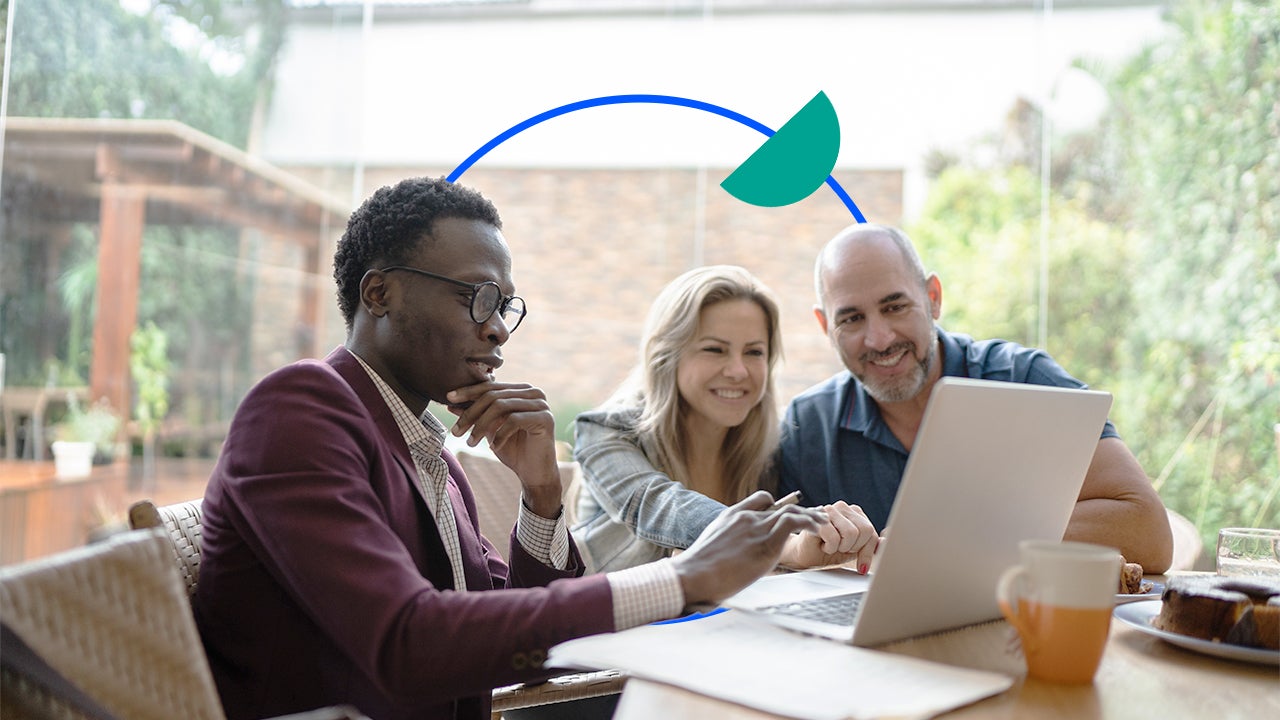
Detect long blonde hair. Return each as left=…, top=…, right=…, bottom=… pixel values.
left=605, top=265, right=782, bottom=502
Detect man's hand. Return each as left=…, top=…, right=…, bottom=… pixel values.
left=672, top=491, right=827, bottom=606
left=778, top=501, right=879, bottom=573
left=446, top=381, right=561, bottom=518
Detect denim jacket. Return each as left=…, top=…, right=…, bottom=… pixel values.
left=571, top=408, right=727, bottom=573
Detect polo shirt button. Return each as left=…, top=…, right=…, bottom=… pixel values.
left=512, top=652, right=528, bottom=670
left=529, top=649, right=545, bottom=668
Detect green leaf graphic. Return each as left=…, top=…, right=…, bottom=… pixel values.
left=721, top=91, right=841, bottom=208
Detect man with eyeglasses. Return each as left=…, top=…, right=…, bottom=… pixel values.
left=192, top=176, right=823, bottom=720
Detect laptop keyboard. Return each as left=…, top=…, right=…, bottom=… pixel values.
left=757, top=592, right=865, bottom=625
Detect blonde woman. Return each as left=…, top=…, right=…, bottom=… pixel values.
left=572, top=265, right=877, bottom=573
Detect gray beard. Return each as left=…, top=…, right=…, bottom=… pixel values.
left=858, top=340, right=936, bottom=404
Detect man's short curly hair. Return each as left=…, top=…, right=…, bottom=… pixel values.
left=333, top=176, right=502, bottom=330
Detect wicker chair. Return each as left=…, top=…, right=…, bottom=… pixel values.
left=1166, top=508, right=1205, bottom=572
left=454, top=450, right=582, bottom=562
left=128, top=498, right=203, bottom=596
left=0, top=529, right=368, bottom=720
left=490, top=670, right=626, bottom=719
left=128, top=497, right=623, bottom=719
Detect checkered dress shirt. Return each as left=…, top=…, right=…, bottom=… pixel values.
left=350, top=352, right=684, bottom=627
left=356, top=356, right=469, bottom=590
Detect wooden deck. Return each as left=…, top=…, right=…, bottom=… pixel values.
left=0, top=457, right=215, bottom=566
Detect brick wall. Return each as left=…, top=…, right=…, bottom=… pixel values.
left=285, top=166, right=901, bottom=418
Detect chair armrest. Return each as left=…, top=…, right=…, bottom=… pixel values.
left=128, top=499, right=163, bottom=530
left=491, top=669, right=628, bottom=713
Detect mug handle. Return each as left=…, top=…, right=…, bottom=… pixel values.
left=996, top=565, right=1039, bottom=654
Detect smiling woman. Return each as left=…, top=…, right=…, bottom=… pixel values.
left=673, top=298, right=770, bottom=460
left=569, top=266, right=781, bottom=573
left=570, top=265, right=879, bottom=574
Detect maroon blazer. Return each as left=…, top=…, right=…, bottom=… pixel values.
left=193, top=347, right=615, bottom=720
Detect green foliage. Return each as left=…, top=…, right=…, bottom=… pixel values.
left=56, top=226, right=101, bottom=383
left=554, top=401, right=596, bottom=446
left=130, top=322, right=171, bottom=433
left=914, top=1, right=1280, bottom=550
left=1098, top=0, right=1280, bottom=545
left=53, top=395, right=123, bottom=460
left=1, top=1, right=8, bottom=77
left=0, top=222, right=70, bottom=386
left=7, top=0, right=249, bottom=143
left=52, top=223, right=253, bottom=381
left=5, top=0, right=284, bottom=436
left=6, top=0, right=287, bottom=146
left=909, top=165, right=1136, bottom=392
left=132, top=225, right=253, bottom=361
left=911, top=166, right=1042, bottom=346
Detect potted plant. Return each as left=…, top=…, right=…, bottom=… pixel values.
left=130, top=322, right=171, bottom=487
left=51, top=395, right=123, bottom=480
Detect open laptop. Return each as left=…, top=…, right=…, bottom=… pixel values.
left=722, top=376, right=1113, bottom=647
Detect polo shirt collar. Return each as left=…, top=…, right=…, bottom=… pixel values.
left=840, top=376, right=901, bottom=451
left=838, top=325, right=953, bottom=450
left=937, top=325, right=968, bottom=378
left=840, top=373, right=878, bottom=434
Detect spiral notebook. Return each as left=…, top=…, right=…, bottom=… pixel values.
left=722, top=376, right=1114, bottom=647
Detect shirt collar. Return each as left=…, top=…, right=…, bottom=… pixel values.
left=348, top=350, right=447, bottom=457
left=839, top=325, right=953, bottom=447
left=840, top=372, right=877, bottom=434
left=937, top=325, right=968, bottom=378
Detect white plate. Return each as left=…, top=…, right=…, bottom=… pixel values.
left=1115, top=580, right=1164, bottom=604
left=1113, top=600, right=1279, bottom=666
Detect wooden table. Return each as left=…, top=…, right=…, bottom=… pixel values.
left=611, top=595, right=1279, bottom=720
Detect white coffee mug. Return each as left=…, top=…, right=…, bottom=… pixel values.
left=996, top=540, right=1121, bottom=684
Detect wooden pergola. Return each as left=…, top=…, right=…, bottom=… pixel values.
left=2, top=117, right=349, bottom=419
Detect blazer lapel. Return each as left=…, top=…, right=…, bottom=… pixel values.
left=323, top=346, right=456, bottom=588
left=325, top=347, right=431, bottom=501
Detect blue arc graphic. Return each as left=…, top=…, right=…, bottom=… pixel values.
left=447, top=93, right=866, bottom=223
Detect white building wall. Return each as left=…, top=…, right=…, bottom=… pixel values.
left=262, top=2, right=1170, bottom=218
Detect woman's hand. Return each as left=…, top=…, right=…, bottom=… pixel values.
left=777, top=501, right=879, bottom=573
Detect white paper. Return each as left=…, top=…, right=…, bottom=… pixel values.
left=548, top=610, right=1013, bottom=720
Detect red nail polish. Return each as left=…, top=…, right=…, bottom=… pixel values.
left=859, top=564, right=868, bottom=574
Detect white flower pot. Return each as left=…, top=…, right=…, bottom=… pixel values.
left=51, top=441, right=95, bottom=480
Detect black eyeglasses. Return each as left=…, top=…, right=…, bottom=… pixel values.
left=380, top=266, right=527, bottom=333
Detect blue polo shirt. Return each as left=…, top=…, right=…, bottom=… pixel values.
left=776, top=327, right=1118, bottom=531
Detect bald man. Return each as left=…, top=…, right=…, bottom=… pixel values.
left=775, top=223, right=1173, bottom=572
